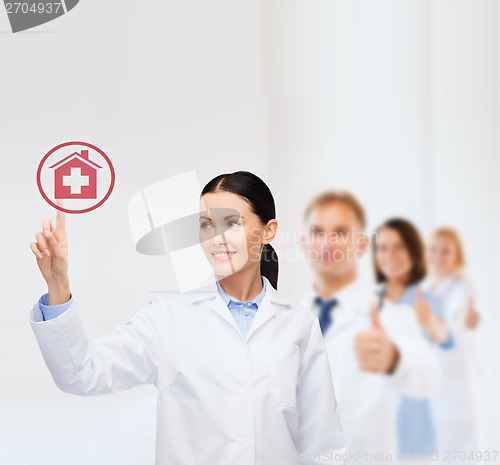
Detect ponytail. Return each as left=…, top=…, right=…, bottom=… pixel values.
left=261, top=243, right=279, bottom=290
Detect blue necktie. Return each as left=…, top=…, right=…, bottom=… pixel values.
left=315, top=296, right=339, bottom=334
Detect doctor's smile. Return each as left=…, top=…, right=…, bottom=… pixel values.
left=210, top=250, right=237, bottom=259
left=29, top=170, right=347, bottom=465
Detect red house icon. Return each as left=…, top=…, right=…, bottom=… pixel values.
left=49, top=150, right=103, bottom=199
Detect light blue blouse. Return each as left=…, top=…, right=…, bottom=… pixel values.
left=215, top=276, right=266, bottom=337
left=388, top=283, right=453, bottom=456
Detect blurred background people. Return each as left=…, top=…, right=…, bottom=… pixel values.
left=300, top=192, right=441, bottom=464
left=422, top=227, right=482, bottom=461
left=373, top=218, right=453, bottom=459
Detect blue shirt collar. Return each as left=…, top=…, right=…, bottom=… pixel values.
left=215, top=275, right=266, bottom=308
left=376, top=282, right=422, bottom=305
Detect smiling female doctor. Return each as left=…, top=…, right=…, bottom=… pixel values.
left=29, top=171, right=346, bottom=465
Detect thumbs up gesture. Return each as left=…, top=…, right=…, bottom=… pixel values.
left=465, top=297, right=481, bottom=330
left=355, top=302, right=400, bottom=374
left=414, top=288, right=432, bottom=329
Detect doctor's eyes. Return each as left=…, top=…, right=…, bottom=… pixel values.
left=199, top=221, right=242, bottom=230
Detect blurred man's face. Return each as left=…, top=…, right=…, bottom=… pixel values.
left=302, top=202, right=367, bottom=280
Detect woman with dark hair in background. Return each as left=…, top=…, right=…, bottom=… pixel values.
left=28, top=171, right=346, bottom=465
left=372, top=218, right=452, bottom=459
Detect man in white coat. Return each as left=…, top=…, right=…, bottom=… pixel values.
left=300, top=191, right=442, bottom=464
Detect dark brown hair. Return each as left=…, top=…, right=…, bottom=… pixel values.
left=373, top=218, right=426, bottom=285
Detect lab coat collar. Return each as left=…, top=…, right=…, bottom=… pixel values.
left=189, top=275, right=294, bottom=342
left=304, top=279, right=373, bottom=334
left=188, top=275, right=294, bottom=306
left=421, top=275, right=459, bottom=297
left=304, top=278, right=365, bottom=311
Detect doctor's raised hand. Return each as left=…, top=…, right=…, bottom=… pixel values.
left=27, top=171, right=346, bottom=465
left=29, top=199, right=70, bottom=306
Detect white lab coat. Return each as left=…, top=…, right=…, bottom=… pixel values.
left=421, top=276, right=481, bottom=458
left=29, top=276, right=346, bottom=465
left=302, top=281, right=442, bottom=464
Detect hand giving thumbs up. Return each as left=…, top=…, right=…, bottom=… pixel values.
left=414, top=288, right=432, bottom=329
left=355, top=302, right=400, bottom=374
left=465, top=297, right=481, bottom=330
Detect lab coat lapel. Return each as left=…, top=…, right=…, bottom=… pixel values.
left=328, top=307, right=358, bottom=333
left=188, top=279, right=242, bottom=334
left=304, top=293, right=358, bottom=335
left=190, top=276, right=292, bottom=342
left=209, top=293, right=242, bottom=334
left=245, top=280, right=293, bottom=342
left=244, top=296, right=276, bottom=342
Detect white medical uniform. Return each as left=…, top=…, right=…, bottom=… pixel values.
left=302, top=280, right=442, bottom=464
left=29, top=276, right=346, bottom=465
left=422, top=276, right=481, bottom=460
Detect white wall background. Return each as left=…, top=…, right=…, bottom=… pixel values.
left=264, top=0, right=499, bottom=450
left=0, top=0, right=498, bottom=463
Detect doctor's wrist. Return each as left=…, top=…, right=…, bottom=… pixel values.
left=47, top=278, right=71, bottom=305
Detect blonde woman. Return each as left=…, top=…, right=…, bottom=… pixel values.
left=423, top=227, right=481, bottom=462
